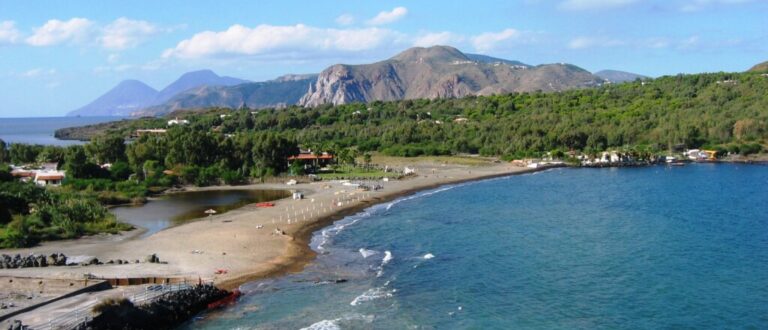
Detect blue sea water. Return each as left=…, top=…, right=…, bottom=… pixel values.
left=186, top=164, right=768, bottom=329
left=0, top=116, right=121, bottom=146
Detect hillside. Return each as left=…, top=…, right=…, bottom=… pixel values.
left=748, top=61, right=768, bottom=72
left=137, top=74, right=317, bottom=116
left=151, top=69, right=248, bottom=105
left=57, top=71, right=767, bottom=160
left=67, top=80, right=158, bottom=117
left=594, top=70, right=649, bottom=83
left=299, top=46, right=602, bottom=107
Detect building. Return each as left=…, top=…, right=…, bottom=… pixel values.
left=10, top=169, right=35, bottom=182
left=287, top=152, right=334, bottom=170
left=133, top=129, right=167, bottom=137
left=167, top=117, right=190, bottom=126
left=686, top=149, right=717, bottom=161
left=34, top=171, right=65, bottom=186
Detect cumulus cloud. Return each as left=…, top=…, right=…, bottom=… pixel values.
left=367, top=7, right=408, bottom=25
left=471, top=28, right=536, bottom=53
left=100, top=18, right=158, bottom=50
left=24, top=17, right=163, bottom=50
left=26, top=18, right=95, bottom=46
left=558, top=0, right=638, bottom=10
left=162, top=24, right=407, bottom=59
left=413, top=32, right=465, bottom=47
left=0, top=21, right=21, bottom=44
left=335, top=14, right=355, bottom=26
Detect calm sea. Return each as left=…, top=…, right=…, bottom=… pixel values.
left=185, top=164, right=768, bottom=329
left=0, top=116, right=121, bottom=146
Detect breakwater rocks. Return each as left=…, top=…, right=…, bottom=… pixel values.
left=5, top=320, right=29, bottom=330
left=0, top=253, right=163, bottom=269
left=0, top=253, right=67, bottom=269
left=77, top=284, right=230, bottom=330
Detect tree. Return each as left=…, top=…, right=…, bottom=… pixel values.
left=9, top=144, right=43, bottom=164
left=86, top=135, right=126, bottom=164
left=63, top=146, right=105, bottom=179
left=251, top=133, right=298, bottom=176
left=0, top=138, right=7, bottom=163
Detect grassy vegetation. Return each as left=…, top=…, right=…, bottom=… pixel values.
left=368, top=154, right=496, bottom=166
left=316, top=166, right=403, bottom=180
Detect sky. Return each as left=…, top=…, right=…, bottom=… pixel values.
left=0, top=0, right=766, bottom=117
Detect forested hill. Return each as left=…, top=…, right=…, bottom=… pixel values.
left=59, top=71, right=767, bottom=158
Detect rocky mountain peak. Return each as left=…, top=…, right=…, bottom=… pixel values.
left=391, top=45, right=470, bottom=63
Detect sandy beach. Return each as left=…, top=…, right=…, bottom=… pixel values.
left=0, top=159, right=545, bottom=323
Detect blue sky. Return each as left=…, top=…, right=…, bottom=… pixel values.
left=1, top=0, right=766, bottom=117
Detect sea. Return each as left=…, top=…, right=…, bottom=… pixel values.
left=0, top=116, right=122, bottom=146
left=184, top=164, right=768, bottom=329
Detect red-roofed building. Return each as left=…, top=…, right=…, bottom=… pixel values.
left=287, top=152, right=334, bottom=171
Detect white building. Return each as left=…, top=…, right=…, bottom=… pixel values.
left=167, top=117, right=190, bottom=126
left=33, top=171, right=66, bottom=186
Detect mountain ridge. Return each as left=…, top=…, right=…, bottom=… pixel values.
left=299, top=45, right=602, bottom=107
left=67, top=70, right=249, bottom=117
left=67, top=80, right=159, bottom=117
left=594, top=70, right=649, bottom=83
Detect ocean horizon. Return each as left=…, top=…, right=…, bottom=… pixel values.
left=0, top=116, right=122, bottom=146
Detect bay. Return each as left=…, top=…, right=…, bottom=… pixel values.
left=186, top=164, right=768, bottom=329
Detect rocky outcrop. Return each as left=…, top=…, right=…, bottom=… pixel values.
left=80, top=284, right=230, bottom=330
left=0, top=253, right=66, bottom=269
left=299, top=45, right=603, bottom=107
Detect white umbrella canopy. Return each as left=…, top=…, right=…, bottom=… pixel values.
left=204, top=209, right=217, bottom=216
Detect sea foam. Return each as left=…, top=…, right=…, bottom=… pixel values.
left=300, top=319, right=341, bottom=330
left=350, top=287, right=394, bottom=306
left=359, top=248, right=378, bottom=259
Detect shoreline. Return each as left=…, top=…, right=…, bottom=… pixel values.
left=214, top=164, right=557, bottom=290
left=0, top=162, right=553, bottom=324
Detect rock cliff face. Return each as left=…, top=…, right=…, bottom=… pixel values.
left=299, top=46, right=602, bottom=107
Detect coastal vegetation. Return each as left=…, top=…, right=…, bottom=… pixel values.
left=0, top=165, right=130, bottom=248
left=2, top=70, right=767, bottom=246
left=56, top=71, right=767, bottom=160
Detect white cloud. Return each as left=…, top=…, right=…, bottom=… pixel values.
left=413, top=32, right=465, bottom=47
left=568, top=35, right=707, bottom=50
left=367, top=7, right=408, bottom=25
left=162, top=24, right=406, bottom=59
left=680, top=0, right=753, bottom=12
left=0, top=21, right=21, bottom=44
left=568, top=36, right=625, bottom=49
left=100, top=18, right=158, bottom=50
left=558, top=0, right=638, bottom=10
left=471, top=28, right=534, bottom=53
left=335, top=14, right=355, bottom=26
left=26, top=18, right=94, bottom=46
left=20, top=68, right=57, bottom=78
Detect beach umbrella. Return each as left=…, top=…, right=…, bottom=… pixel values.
left=205, top=209, right=217, bottom=216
